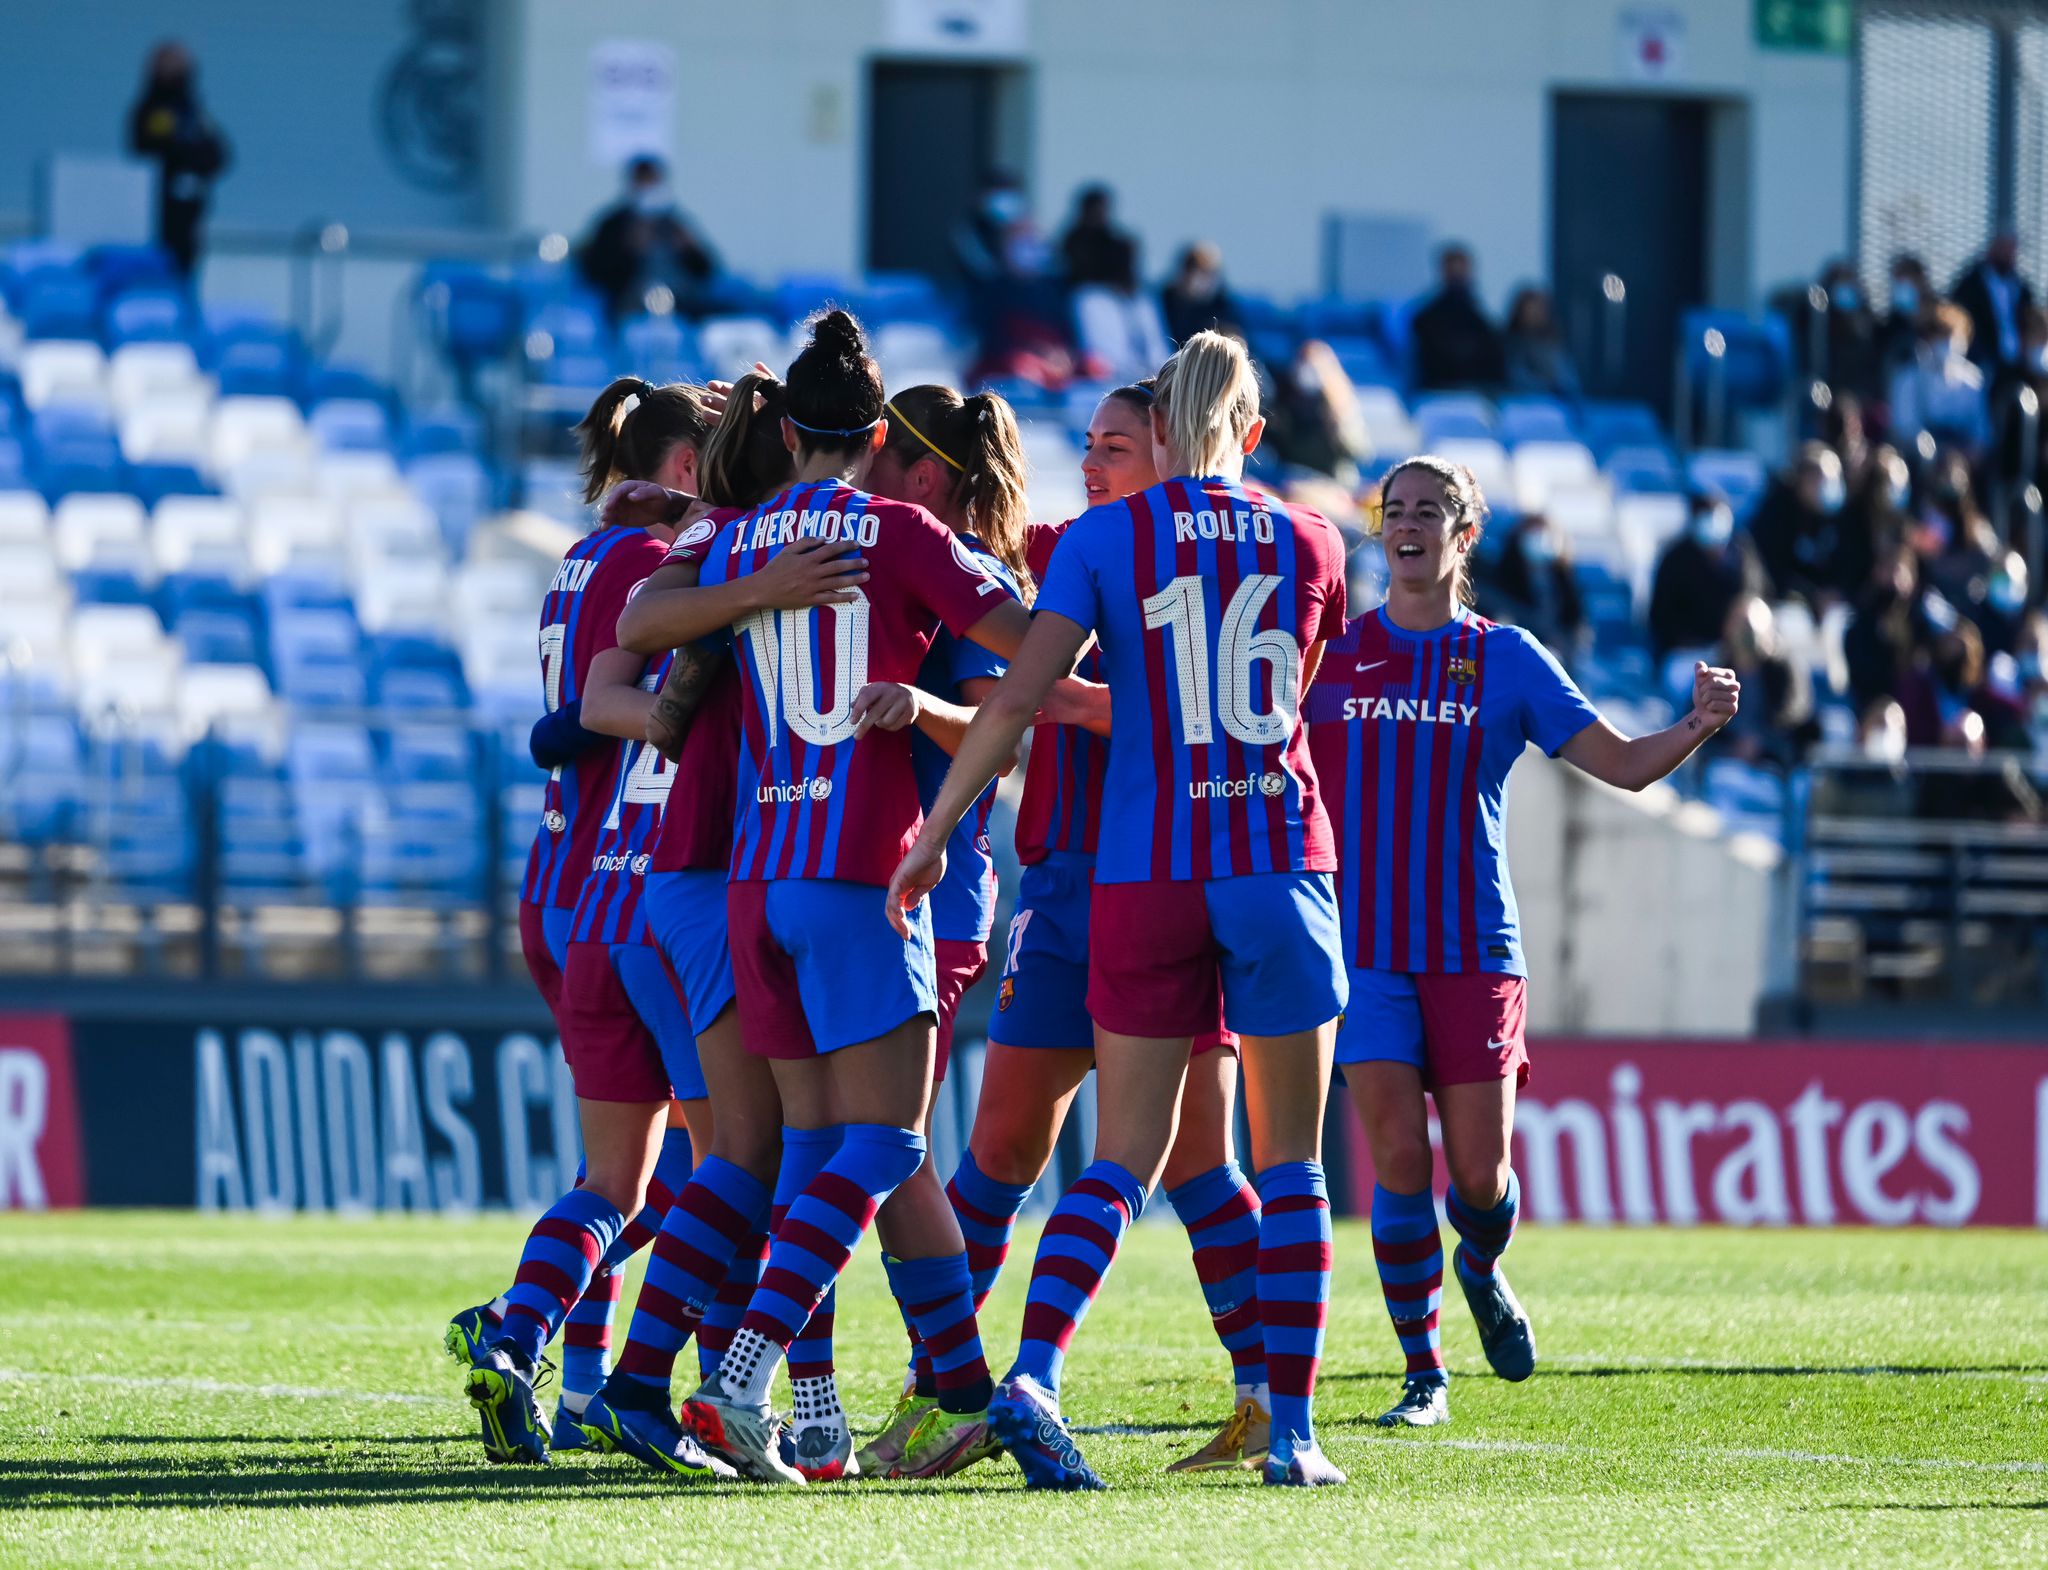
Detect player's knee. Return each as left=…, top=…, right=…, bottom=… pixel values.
left=970, top=1126, right=1053, bottom=1188
left=578, top=1160, right=649, bottom=1217
left=1375, top=1139, right=1433, bottom=1194
left=1447, top=1153, right=1509, bottom=1211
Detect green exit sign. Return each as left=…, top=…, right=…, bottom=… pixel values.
left=1756, top=0, right=1852, bottom=53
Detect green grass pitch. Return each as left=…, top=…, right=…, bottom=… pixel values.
left=1, top=1214, right=2043, bottom=1569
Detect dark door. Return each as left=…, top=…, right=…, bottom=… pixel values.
left=1551, top=94, right=1710, bottom=413
left=867, top=63, right=1000, bottom=276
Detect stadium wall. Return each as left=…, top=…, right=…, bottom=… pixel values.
left=501, top=0, right=1852, bottom=307
left=5, top=1006, right=2041, bottom=1227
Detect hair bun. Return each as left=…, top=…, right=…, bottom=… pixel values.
left=809, top=308, right=868, bottom=359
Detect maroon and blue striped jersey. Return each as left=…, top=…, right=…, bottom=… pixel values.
left=1304, top=609, right=1600, bottom=975
left=1014, top=521, right=1103, bottom=865
left=650, top=658, right=742, bottom=874
left=698, top=479, right=1008, bottom=885
left=1032, top=477, right=1347, bottom=884
left=568, top=650, right=674, bottom=946
left=520, top=524, right=671, bottom=908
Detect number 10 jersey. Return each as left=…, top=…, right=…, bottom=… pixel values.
left=1033, top=476, right=1346, bottom=884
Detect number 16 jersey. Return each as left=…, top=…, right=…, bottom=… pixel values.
left=1034, top=476, right=1346, bottom=884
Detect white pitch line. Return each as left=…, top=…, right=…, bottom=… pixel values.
left=1545, top=1353, right=2048, bottom=1384
left=0, top=1369, right=442, bottom=1406
left=1355, top=1432, right=2048, bottom=1476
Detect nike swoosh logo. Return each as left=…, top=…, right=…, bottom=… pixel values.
left=1355, top=660, right=1388, bottom=673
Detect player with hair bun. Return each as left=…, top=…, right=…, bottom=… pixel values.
left=889, top=330, right=1352, bottom=1489
left=1307, top=456, right=1739, bottom=1430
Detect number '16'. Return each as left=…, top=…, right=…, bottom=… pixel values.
left=1140, top=573, right=1297, bottom=747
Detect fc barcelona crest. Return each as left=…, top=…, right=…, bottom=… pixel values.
left=1447, top=656, right=1477, bottom=685
left=997, top=977, right=1015, bottom=1011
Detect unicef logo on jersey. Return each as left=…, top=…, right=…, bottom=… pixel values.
left=807, top=776, right=833, bottom=802
left=544, top=809, right=566, bottom=833
left=1259, top=771, right=1287, bottom=798
left=757, top=777, right=834, bottom=804
left=630, top=853, right=651, bottom=876
left=1189, top=773, right=1288, bottom=802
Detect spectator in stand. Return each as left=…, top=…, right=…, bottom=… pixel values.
left=1844, top=544, right=1938, bottom=713
left=1917, top=451, right=2002, bottom=621
left=1889, top=302, right=1991, bottom=455
left=1749, top=442, right=1847, bottom=608
left=2015, top=611, right=2048, bottom=752
left=1994, top=304, right=2048, bottom=496
left=1877, top=253, right=1933, bottom=372
left=1650, top=491, right=1770, bottom=666
left=1411, top=243, right=1505, bottom=391
left=1502, top=286, right=1580, bottom=400
left=1059, top=185, right=1138, bottom=291
left=1831, top=443, right=1912, bottom=598
left=1899, top=613, right=1989, bottom=748
left=1160, top=241, right=1241, bottom=346
left=1265, top=339, right=1372, bottom=482
left=1824, top=392, right=1874, bottom=491
left=1061, top=185, right=1168, bottom=382
left=126, top=41, right=231, bottom=275
left=575, top=156, right=720, bottom=324
left=1951, top=232, right=2034, bottom=387
left=1489, top=512, right=1587, bottom=662
left=1712, top=595, right=1819, bottom=771
left=953, top=173, right=1083, bottom=388
left=1814, top=258, right=1882, bottom=400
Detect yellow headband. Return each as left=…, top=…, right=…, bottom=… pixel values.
left=885, top=399, right=963, bottom=472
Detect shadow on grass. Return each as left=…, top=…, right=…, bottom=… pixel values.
left=1822, top=1500, right=2048, bottom=1512
left=1321, top=1363, right=2047, bottom=1382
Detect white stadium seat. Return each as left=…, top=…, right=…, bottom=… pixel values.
left=53, top=493, right=150, bottom=574
left=0, top=490, right=51, bottom=546
left=152, top=496, right=250, bottom=579
left=19, top=340, right=108, bottom=409
left=109, top=342, right=205, bottom=414
left=1432, top=437, right=1513, bottom=511
left=1511, top=440, right=1599, bottom=515
left=121, top=392, right=214, bottom=466
left=210, top=395, right=308, bottom=471
left=247, top=495, right=346, bottom=576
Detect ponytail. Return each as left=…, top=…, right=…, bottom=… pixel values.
left=699, top=370, right=796, bottom=509
left=784, top=308, right=884, bottom=459
left=881, top=383, right=1035, bottom=602
left=1152, top=331, right=1259, bottom=478
left=576, top=376, right=716, bottom=503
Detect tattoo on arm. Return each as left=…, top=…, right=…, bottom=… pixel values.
left=645, top=643, right=726, bottom=760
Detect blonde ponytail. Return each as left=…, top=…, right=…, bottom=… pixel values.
left=1153, top=330, right=1260, bottom=477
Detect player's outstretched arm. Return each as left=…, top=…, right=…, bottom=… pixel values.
left=886, top=611, right=1090, bottom=936
left=1558, top=661, right=1741, bottom=792
left=615, top=540, right=869, bottom=653
left=879, top=677, right=1021, bottom=773
left=580, top=645, right=659, bottom=740
left=645, top=640, right=728, bottom=762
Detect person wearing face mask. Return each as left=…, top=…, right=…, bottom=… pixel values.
left=1830, top=444, right=1911, bottom=597
left=1749, top=442, right=1848, bottom=607
left=1878, top=254, right=1932, bottom=372
left=1649, top=490, right=1770, bottom=667
left=1812, top=259, right=1881, bottom=399
left=576, top=155, right=722, bottom=325
left=1410, top=243, right=1506, bottom=392
left=954, top=173, right=1081, bottom=389
left=126, top=41, right=231, bottom=275
left=1996, top=304, right=2048, bottom=490
left=1844, top=545, right=1932, bottom=712
left=1712, top=595, right=1818, bottom=771
left=1951, top=233, right=2036, bottom=385
left=1489, top=511, right=1587, bottom=661
left=1888, top=302, right=1991, bottom=455
left=1161, top=242, right=1243, bottom=347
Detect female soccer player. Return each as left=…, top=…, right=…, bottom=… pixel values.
left=888, top=331, right=1352, bottom=1488
left=616, top=312, right=1034, bottom=1484
left=900, top=382, right=1275, bottom=1478
left=1304, top=456, right=1739, bottom=1430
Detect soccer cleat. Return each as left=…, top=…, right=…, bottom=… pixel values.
left=1165, top=1396, right=1270, bottom=1473
left=853, top=1389, right=938, bottom=1478
left=791, top=1417, right=857, bottom=1481
left=551, top=1400, right=598, bottom=1453
left=679, top=1376, right=806, bottom=1485
left=986, top=1375, right=1104, bottom=1492
left=1263, top=1431, right=1347, bottom=1487
left=891, top=1405, right=1000, bottom=1480
left=1375, top=1378, right=1450, bottom=1428
left=575, top=1390, right=736, bottom=1480
left=442, top=1302, right=498, bottom=1366
left=1455, top=1255, right=1537, bottom=1382
left=464, top=1345, right=551, bottom=1465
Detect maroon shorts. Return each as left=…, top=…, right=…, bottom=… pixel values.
left=557, top=940, right=670, bottom=1103
left=518, top=899, right=565, bottom=1021
left=933, top=938, right=989, bottom=1083
left=1336, top=969, right=1530, bottom=1089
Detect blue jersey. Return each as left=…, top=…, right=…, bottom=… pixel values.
left=568, top=651, right=675, bottom=947
left=911, top=537, right=1019, bottom=943
left=1304, top=608, right=1600, bottom=974
left=1033, top=476, right=1348, bottom=884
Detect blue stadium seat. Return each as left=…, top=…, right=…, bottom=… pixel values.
left=160, top=572, right=249, bottom=621
left=128, top=461, right=213, bottom=508
left=1578, top=400, right=1666, bottom=460
left=1496, top=397, right=1577, bottom=447
left=100, top=777, right=196, bottom=896
left=83, top=243, right=176, bottom=296
left=620, top=313, right=698, bottom=384
left=525, top=295, right=610, bottom=356
left=279, top=657, right=368, bottom=709
left=0, top=438, right=28, bottom=490
left=176, top=607, right=262, bottom=667
left=0, top=240, right=84, bottom=310
left=1680, top=309, right=1791, bottom=410
left=0, top=712, right=84, bottom=843
left=71, top=568, right=151, bottom=607
left=384, top=724, right=472, bottom=781
left=400, top=406, right=484, bottom=460
left=405, top=451, right=493, bottom=554
left=860, top=272, right=950, bottom=329
left=308, top=398, right=392, bottom=453
left=422, top=264, right=522, bottom=367
left=33, top=406, right=125, bottom=497
left=214, top=338, right=299, bottom=399
left=1413, top=393, right=1495, bottom=445
left=1298, top=297, right=1380, bottom=341
left=776, top=274, right=855, bottom=328
left=218, top=772, right=308, bottom=894
left=1323, top=334, right=1395, bottom=388
left=1688, top=448, right=1770, bottom=517
left=20, top=275, right=99, bottom=340
left=1604, top=444, right=1684, bottom=493
left=303, top=363, right=387, bottom=406
left=538, top=350, right=614, bottom=391
left=103, top=287, right=191, bottom=346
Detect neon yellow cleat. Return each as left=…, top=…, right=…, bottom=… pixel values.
left=892, top=1404, right=1000, bottom=1480
left=854, top=1389, right=937, bottom=1478
left=1164, top=1396, right=1270, bottom=1473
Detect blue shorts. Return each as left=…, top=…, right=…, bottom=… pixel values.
left=990, top=855, right=1093, bottom=1049
left=730, top=878, right=938, bottom=1057
left=1090, top=871, right=1348, bottom=1039
left=642, top=869, right=736, bottom=1036
left=1336, top=967, right=1531, bottom=1087
left=610, top=942, right=708, bottom=1101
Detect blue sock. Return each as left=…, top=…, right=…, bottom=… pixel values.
left=497, top=1187, right=626, bottom=1367
left=1446, top=1169, right=1521, bottom=1280
left=946, top=1150, right=1034, bottom=1309
left=1007, top=1159, right=1146, bottom=1395
left=1167, top=1161, right=1268, bottom=1395
left=1257, top=1161, right=1332, bottom=1446
left=776, top=1127, right=847, bottom=1386
left=559, top=1127, right=693, bottom=1395
left=886, top=1252, right=994, bottom=1414
left=1371, top=1183, right=1446, bottom=1384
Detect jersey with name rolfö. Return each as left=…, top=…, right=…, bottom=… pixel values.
left=1033, top=477, right=1346, bottom=884
left=521, top=524, right=672, bottom=909
left=1304, top=608, right=1600, bottom=976
left=1014, top=521, right=1104, bottom=865
left=569, top=650, right=675, bottom=947
left=699, top=478, right=1009, bottom=886
left=911, top=537, right=1020, bottom=942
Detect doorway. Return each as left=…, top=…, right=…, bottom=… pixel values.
left=866, top=61, right=1025, bottom=278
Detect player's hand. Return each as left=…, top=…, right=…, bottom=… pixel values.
left=1035, top=676, right=1111, bottom=734
left=749, top=535, right=869, bottom=609
left=885, top=841, right=947, bottom=939
left=698, top=363, right=776, bottom=420
left=601, top=480, right=692, bottom=530
left=850, top=682, right=920, bottom=737
left=1692, top=661, right=1740, bottom=734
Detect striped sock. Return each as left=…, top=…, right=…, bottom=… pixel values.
left=697, top=1222, right=766, bottom=1380
left=1167, top=1162, right=1268, bottom=1400
left=495, top=1188, right=626, bottom=1368
left=776, top=1127, right=847, bottom=1400
left=1371, top=1183, right=1446, bottom=1382
left=886, top=1253, right=994, bottom=1414
left=561, top=1127, right=693, bottom=1397
left=1008, top=1159, right=1146, bottom=1394
left=609, top=1157, right=769, bottom=1402
left=1446, top=1169, right=1521, bottom=1279
left=886, top=1270, right=938, bottom=1399
left=721, top=1124, right=926, bottom=1408
left=1257, top=1161, right=1332, bottom=1445
left=946, top=1150, right=1034, bottom=1309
